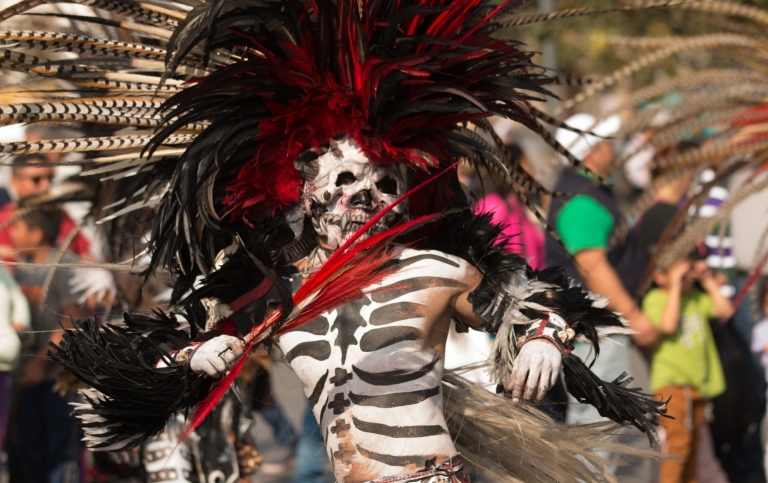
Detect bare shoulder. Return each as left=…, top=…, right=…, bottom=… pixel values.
left=395, top=248, right=480, bottom=286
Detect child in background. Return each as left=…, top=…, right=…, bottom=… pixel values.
left=643, top=248, right=734, bottom=483
left=0, top=265, right=30, bottom=472
left=6, top=207, right=85, bottom=483
left=750, top=279, right=768, bottom=478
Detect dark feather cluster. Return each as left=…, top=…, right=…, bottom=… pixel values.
left=179, top=216, right=297, bottom=304
left=48, top=312, right=213, bottom=450
left=521, top=267, right=625, bottom=361
left=426, top=210, right=528, bottom=273
left=563, top=357, right=669, bottom=444
left=426, top=210, right=529, bottom=332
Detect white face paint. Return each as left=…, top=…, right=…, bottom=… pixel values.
left=298, top=137, right=408, bottom=250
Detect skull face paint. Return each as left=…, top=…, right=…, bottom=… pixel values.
left=298, top=137, right=408, bottom=251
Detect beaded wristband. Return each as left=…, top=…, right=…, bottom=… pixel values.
left=516, top=312, right=575, bottom=353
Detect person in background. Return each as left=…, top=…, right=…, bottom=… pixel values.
left=475, top=143, right=546, bottom=269
left=635, top=152, right=729, bottom=482
left=644, top=247, right=733, bottom=483
left=635, top=142, right=698, bottom=262
left=0, top=154, right=92, bottom=261
left=547, top=114, right=657, bottom=348
left=751, top=279, right=768, bottom=479
left=0, top=264, right=30, bottom=479
left=5, top=207, right=85, bottom=483
left=546, top=114, right=656, bottom=440
left=4, top=153, right=55, bottom=200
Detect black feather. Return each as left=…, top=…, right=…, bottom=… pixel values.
left=48, top=312, right=213, bottom=450
left=563, top=357, right=669, bottom=444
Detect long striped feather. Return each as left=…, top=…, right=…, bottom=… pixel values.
left=497, top=0, right=696, bottom=28
left=0, top=0, right=180, bottom=28
left=607, top=69, right=768, bottom=122
left=0, top=134, right=193, bottom=154
left=557, top=34, right=766, bottom=115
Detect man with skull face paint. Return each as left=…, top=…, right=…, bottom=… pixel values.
left=170, top=134, right=661, bottom=483
left=300, top=137, right=410, bottom=263
left=44, top=1, right=669, bottom=482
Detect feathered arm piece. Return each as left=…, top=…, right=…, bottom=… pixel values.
left=48, top=311, right=214, bottom=451
left=474, top=266, right=668, bottom=443
left=431, top=210, right=668, bottom=443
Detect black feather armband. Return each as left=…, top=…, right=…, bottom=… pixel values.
left=468, top=263, right=668, bottom=444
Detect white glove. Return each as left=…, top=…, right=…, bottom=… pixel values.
left=69, top=268, right=117, bottom=306
left=508, top=339, right=562, bottom=403
left=189, top=335, right=245, bottom=377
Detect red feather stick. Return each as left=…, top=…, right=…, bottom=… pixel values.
left=180, top=160, right=462, bottom=439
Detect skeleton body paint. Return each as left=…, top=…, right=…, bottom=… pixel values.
left=276, top=249, right=470, bottom=483
left=288, top=143, right=480, bottom=481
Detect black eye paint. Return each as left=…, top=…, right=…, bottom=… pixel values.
left=375, top=176, right=398, bottom=195
left=335, top=171, right=357, bottom=186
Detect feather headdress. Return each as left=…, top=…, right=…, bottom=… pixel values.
left=0, top=0, right=686, bottom=280
left=140, top=0, right=567, bottom=284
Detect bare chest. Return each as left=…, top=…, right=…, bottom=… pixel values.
left=274, top=250, right=469, bottom=482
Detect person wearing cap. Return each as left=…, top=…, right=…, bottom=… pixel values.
left=545, top=113, right=658, bottom=470
left=546, top=113, right=657, bottom=341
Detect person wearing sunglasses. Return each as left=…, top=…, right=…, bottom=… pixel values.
left=0, top=154, right=92, bottom=262
left=8, top=155, right=56, bottom=202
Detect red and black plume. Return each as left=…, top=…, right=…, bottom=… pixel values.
left=142, top=0, right=558, bottom=282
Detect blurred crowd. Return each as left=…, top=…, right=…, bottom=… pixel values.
left=0, top=112, right=767, bottom=483
left=455, top=113, right=768, bottom=483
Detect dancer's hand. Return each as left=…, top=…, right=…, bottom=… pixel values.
left=189, top=335, right=244, bottom=377
left=509, top=339, right=561, bottom=403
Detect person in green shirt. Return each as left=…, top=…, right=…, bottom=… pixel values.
left=643, top=251, right=734, bottom=483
